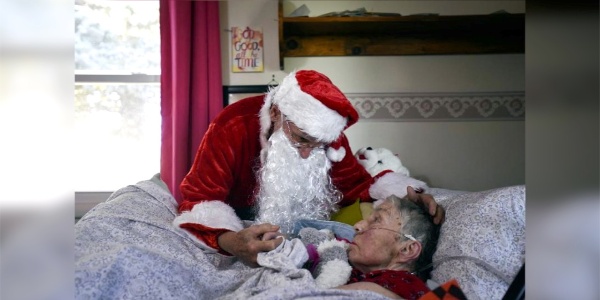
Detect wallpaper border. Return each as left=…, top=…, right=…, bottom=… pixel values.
left=347, top=91, right=525, bottom=121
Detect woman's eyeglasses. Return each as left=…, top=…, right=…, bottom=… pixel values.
left=358, top=227, right=417, bottom=241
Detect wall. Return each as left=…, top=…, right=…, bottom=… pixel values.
left=220, top=0, right=525, bottom=191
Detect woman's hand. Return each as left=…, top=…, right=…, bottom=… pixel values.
left=406, top=186, right=445, bottom=225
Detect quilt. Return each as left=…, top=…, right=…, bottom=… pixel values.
left=74, top=178, right=390, bottom=300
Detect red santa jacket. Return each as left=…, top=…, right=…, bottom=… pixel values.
left=174, top=95, right=376, bottom=252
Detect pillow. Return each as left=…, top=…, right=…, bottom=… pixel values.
left=330, top=199, right=363, bottom=226
left=359, top=202, right=374, bottom=220
left=430, top=185, right=525, bottom=300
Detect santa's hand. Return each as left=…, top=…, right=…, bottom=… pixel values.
left=217, top=223, right=283, bottom=267
left=406, top=186, right=445, bottom=225
left=261, top=231, right=285, bottom=241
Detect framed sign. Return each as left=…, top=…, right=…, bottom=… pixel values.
left=231, top=26, right=264, bottom=73
left=222, top=85, right=273, bottom=107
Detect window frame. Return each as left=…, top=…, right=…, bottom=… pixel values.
left=74, top=73, right=161, bottom=219
left=75, top=73, right=160, bottom=83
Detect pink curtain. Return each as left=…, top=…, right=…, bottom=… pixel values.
left=160, top=0, right=223, bottom=202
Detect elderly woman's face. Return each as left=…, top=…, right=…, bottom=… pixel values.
left=348, top=200, right=403, bottom=272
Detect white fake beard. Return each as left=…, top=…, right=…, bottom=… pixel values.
left=255, top=129, right=341, bottom=234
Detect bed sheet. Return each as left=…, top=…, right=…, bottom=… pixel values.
left=74, top=177, right=390, bottom=300
left=429, top=185, right=526, bottom=300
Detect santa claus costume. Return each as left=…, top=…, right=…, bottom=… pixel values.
left=173, top=70, right=396, bottom=253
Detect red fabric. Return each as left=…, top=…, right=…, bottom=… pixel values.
left=179, top=95, right=375, bottom=216
left=348, top=269, right=430, bottom=300
left=374, top=169, right=394, bottom=179
left=329, top=134, right=376, bottom=207
left=295, top=70, right=359, bottom=128
left=179, top=223, right=232, bottom=255
left=160, top=0, right=223, bottom=203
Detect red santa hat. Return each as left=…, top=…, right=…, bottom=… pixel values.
left=259, top=70, right=359, bottom=161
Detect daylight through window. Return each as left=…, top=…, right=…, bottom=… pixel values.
left=75, top=0, right=160, bottom=191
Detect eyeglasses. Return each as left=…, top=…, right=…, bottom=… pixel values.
left=357, top=227, right=417, bottom=241
left=282, top=116, right=326, bottom=150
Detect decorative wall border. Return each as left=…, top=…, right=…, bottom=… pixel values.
left=347, top=91, right=525, bottom=121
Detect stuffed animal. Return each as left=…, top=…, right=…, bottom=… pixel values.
left=298, top=227, right=353, bottom=289
left=355, top=146, right=411, bottom=177
left=355, top=146, right=428, bottom=201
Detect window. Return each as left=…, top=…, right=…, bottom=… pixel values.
left=75, top=0, right=160, bottom=199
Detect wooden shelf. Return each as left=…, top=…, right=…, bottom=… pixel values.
left=278, top=2, right=524, bottom=69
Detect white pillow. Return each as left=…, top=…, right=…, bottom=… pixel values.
left=431, top=185, right=525, bottom=300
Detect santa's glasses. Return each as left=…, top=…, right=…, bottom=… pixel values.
left=282, top=115, right=326, bottom=150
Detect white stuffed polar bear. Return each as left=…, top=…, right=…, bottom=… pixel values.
left=355, top=147, right=428, bottom=200
left=355, top=147, right=410, bottom=177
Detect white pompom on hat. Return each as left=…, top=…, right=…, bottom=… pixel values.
left=325, top=138, right=346, bottom=162
left=261, top=70, right=359, bottom=144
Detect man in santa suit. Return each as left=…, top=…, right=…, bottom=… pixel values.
left=173, top=70, right=445, bottom=266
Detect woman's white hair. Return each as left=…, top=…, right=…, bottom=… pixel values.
left=388, top=195, right=440, bottom=280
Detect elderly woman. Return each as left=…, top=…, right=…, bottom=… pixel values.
left=266, top=194, right=440, bottom=299
left=337, top=195, right=440, bottom=299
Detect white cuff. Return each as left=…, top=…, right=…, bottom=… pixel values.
left=173, top=201, right=244, bottom=251
left=369, top=172, right=428, bottom=200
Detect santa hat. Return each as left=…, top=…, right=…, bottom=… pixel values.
left=260, top=70, right=358, bottom=144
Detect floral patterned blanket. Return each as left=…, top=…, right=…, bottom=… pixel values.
left=75, top=177, right=389, bottom=300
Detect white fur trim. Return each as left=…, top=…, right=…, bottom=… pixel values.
left=272, top=71, right=347, bottom=143
left=173, top=201, right=243, bottom=231
left=315, top=259, right=353, bottom=289
left=326, top=147, right=346, bottom=162
left=258, top=88, right=278, bottom=162
left=369, top=172, right=428, bottom=201
left=173, top=201, right=244, bottom=251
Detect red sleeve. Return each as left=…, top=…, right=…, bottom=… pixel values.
left=179, top=96, right=263, bottom=214
left=179, top=123, right=235, bottom=213
left=329, top=134, right=376, bottom=207
left=179, top=223, right=233, bottom=255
